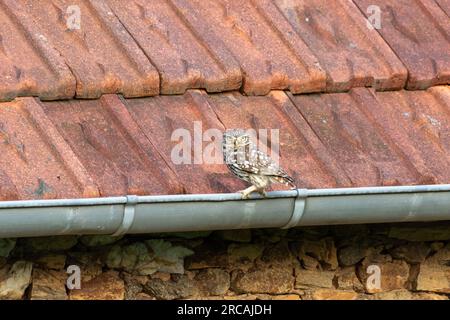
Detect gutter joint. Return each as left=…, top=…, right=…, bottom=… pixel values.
left=281, top=188, right=307, bottom=229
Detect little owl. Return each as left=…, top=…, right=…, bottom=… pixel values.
left=222, top=129, right=296, bottom=199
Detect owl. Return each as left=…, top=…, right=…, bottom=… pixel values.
left=222, top=129, right=296, bottom=199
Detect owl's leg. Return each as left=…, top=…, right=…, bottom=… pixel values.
left=238, top=185, right=258, bottom=199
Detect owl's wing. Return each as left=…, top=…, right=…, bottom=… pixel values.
left=231, top=150, right=295, bottom=186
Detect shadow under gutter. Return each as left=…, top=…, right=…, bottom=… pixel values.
left=0, top=184, right=450, bottom=238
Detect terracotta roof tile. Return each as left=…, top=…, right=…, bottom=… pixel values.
left=0, top=98, right=96, bottom=200
left=206, top=91, right=346, bottom=188
left=0, top=1, right=75, bottom=101
left=350, top=86, right=450, bottom=183
left=0, top=1, right=449, bottom=100
left=168, top=0, right=327, bottom=95
left=436, top=0, right=450, bottom=16
left=107, top=0, right=242, bottom=94
left=288, top=90, right=419, bottom=186
left=271, top=0, right=408, bottom=91
left=1, top=87, right=449, bottom=200
left=40, top=95, right=182, bottom=197
left=0, top=2, right=449, bottom=201
left=354, top=0, right=450, bottom=89
left=122, top=91, right=245, bottom=194
left=3, top=0, right=159, bottom=99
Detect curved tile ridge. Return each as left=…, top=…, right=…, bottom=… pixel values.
left=107, top=0, right=242, bottom=95
left=0, top=87, right=450, bottom=200
left=168, top=0, right=327, bottom=95
left=354, top=0, right=450, bottom=89
left=0, top=98, right=99, bottom=200
left=2, top=0, right=160, bottom=99
left=0, top=1, right=75, bottom=101
left=270, top=0, right=408, bottom=91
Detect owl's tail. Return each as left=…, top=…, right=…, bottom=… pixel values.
left=272, top=173, right=297, bottom=189
left=285, top=175, right=297, bottom=189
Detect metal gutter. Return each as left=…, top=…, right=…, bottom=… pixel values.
left=0, top=185, right=449, bottom=238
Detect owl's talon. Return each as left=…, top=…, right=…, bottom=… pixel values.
left=258, top=190, right=267, bottom=197
left=238, top=185, right=257, bottom=199
left=240, top=192, right=250, bottom=199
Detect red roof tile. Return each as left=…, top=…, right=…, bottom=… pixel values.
left=0, top=2, right=449, bottom=201
left=41, top=96, right=182, bottom=197
left=0, top=1, right=75, bottom=101
left=121, top=91, right=245, bottom=194
left=437, top=0, right=450, bottom=16
left=3, top=0, right=159, bottom=99
left=0, top=1, right=449, bottom=100
left=168, top=0, right=327, bottom=95
left=107, top=0, right=242, bottom=94
left=261, top=0, right=408, bottom=91
left=1, top=87, right=449, bottom=200
left=354, top=0, right=450, bottom=89
left=0, top=98, right=96, bottom=200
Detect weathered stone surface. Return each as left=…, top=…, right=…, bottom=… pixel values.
left=357, top=257, right=409, bottom=293
left=431, top=242, right=445, bottom=252
left=0, top=261, right=33, bottom=299
left=24, top=236, right=79, bottom=252
left=255, top=229, right=289, bottom=243
left=231, top=266, right=294, bottom=294
left=338, top=242, right=383, bottom=266
left=144, top=274, right=199, bottom=300
left=300, top=255, right=320, bottom=270
left=292, top=238, right=338, bottom=270
left=155, top=231, right=212, bottom=239
left=186, top=241, right=228, bottom=270
left=295, top=268, right=335, bottom=289
left=416, top=244, right=450, bottom=293
left=134, top=292, right=156, bottom=300
left=70, top=251, right=112, bottom=282
left=389, top=242, right=431, bottom=264
left=223, top=293, right=301, bottom=300
left=227, top=243, right=264, bottom=271
left=35, top=254, right=66, bottom=270
left=69, top=271, right=125, bottom=300
left=330, top=225, right=370, bottom=240
left=105, top=240, right=193, bottom=276
left=215, top=230, right=252, bottom=243
left=122, top=272, right=145, bottom=300
left=259, top=242, right=294, bottom=268
left=105, top=243, right=150, bottom=270
left=31, top=269, right=67, bottom=300
left=151, top=272, right=171, bottom=282
left=0, top=239, right=16, bottom=258
left=146, top=239, right=194, bottom=274
left=79, top=235, right=123, bottom=247
left=389, top=226, right=450, bottom=241
left=4, top=225, right=450, bottom=300
left=372, top=290, right=448, bottom=300
left=303, top=289, right=358, bottom=300
left=336, top=267, right=364, bottom=292
left=195, top=269, right=230, bottom=296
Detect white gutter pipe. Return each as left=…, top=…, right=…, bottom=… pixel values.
left=0, top=185, right=449, bottom=238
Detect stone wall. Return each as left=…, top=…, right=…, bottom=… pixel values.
left=1, top=222, right=450, bottom=300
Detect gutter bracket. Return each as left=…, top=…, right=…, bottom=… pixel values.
left=281, top=189, right=307, bottom=229
left=112, top=195, right=138, bottom=237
